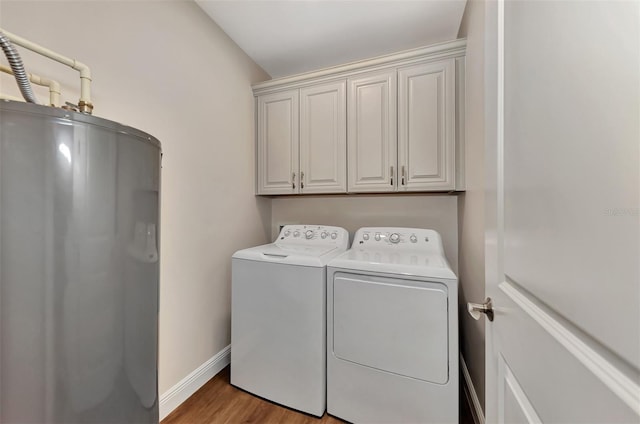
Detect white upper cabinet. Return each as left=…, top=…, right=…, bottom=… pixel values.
left=253, top=39, right=466, bottom=195
left=257, top=90, right=299, bottom=195
left=300, top=81, right=347, bottom=193
left=398, top=59, right=455, bottom=191
left=347, top=70, right=397, bottom=193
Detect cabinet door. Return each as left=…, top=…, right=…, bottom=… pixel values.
left=347, top=70, right=397, bottom=193
left=299, top=81, right=347, bottom=193
left=256, top=90, right=299, bottom=195
left=398, top=60, right=455, bottom=191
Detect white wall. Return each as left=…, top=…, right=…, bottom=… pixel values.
left=456, top=0, right=486, bottom=413
left=0, top=1, right=271, bottom=394
left=271, top=195, right=459, bottom=272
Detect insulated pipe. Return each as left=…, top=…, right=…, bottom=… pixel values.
left=0, top=28, right=93, bottom=113
left=0, top=30, right=38, bottom=104
left=0, top=64, right=61, bottom=107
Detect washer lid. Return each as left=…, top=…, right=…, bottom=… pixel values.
left=328, top=248, right=457, bottom=280
left=233, top=243, right=340, bottom=267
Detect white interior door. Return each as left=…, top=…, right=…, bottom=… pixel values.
left=484, top=1, right=640, bottom=423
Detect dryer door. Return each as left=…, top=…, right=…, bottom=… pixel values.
left=332, top=272, right=449, bottom=384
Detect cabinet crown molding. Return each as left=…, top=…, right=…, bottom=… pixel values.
left=253, top=38, right=466, bottom=95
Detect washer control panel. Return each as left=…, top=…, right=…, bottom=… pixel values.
left=352, top=227, right=443, bottom=252
left=277, top=225, right=349, bottom=248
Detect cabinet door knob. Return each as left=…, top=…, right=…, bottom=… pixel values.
left=300, top=171, right=304, bottom=189
left=390, top=166, right=394, bottom=186
left=401, top=166, right=406, bottom=185
left=292, top=172, right=296, bottom=189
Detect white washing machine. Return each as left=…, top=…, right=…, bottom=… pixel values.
left=231, top=224, right=349, bottom=417
left=327, top=227, right=458, bottom=423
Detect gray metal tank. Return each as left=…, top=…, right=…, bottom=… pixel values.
left=0, top=100, right=160, bottom=423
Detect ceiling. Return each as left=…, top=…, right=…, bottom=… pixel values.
left=196, top=0, right=467, bottom=79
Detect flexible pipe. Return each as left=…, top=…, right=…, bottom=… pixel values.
left=0, top=64, right=61, bottom=106
left=0, top=30, right=38, bottom=103
left=0, top=28, right=92, bottom=113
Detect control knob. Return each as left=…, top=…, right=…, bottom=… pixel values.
left=284, top=230, right=291, bottom=236
left=293, top=231, right=300, bottom=237
left=410, top=234, right=417, bottom=243
left=363, top=233, right=369, bottom=241
left=374, top=233, right=381, bottom=241
left=331, top=232, right=338, bottom=240
left=389, top=233, right=400, bottom=244
left=321, top=231, right=328, bottom=239
left=305, top=230, right=314, bottom=239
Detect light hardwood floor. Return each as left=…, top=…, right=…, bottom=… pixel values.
left=162, top=366, right=475, bottom=423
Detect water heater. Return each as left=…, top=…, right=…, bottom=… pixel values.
left=0, top=100, right=160, bottom=423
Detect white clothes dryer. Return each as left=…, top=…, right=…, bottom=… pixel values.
left=231, top=225, right=349, bottom=417
left=327, top=227, right=458, bottom=423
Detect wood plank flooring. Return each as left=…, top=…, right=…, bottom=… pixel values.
left=162, top=366, right=475, bottom=423
left=162, top=366, right=344, bottom=424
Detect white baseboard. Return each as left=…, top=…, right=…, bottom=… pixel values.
left=460, top=353, right=485, bottom=424
left=159, top=345, right=231, bottom=420
left=158, top=348, right=480, bottom=422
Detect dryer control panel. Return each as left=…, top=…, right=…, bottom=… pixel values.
left=352, top=227, right=444, bottom=253
left=276, top=225, right=349, bottom=250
